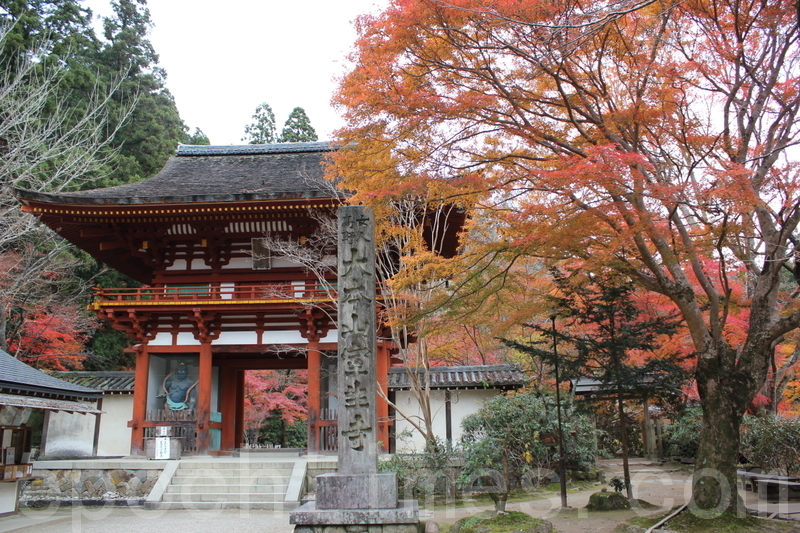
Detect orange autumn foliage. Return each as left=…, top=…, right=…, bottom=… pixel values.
left=332, top=0, right=800, bottom=509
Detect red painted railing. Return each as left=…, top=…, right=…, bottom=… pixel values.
left=92, top=281, right=388, bottom=307
left=92, top=282, right=340, bottom=306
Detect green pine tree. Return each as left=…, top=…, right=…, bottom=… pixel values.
left=86, top=0, right=188, bottom=189
left=278, top=107, right=317, bottom=143
left=502, top=269, right=687, bottom=502
left=243, top=102, right=276, bottom=144
left=185, top=127, right=210, bottom=145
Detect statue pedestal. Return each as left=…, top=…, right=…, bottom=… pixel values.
left=290, top=499, right=419, bottom=533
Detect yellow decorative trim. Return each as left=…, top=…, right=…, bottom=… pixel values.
left=28, top=199, right=336, bottom=218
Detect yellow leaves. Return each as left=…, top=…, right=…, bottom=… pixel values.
left=523, top=451, right=534, bottom=463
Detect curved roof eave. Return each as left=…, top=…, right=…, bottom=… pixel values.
left=13, top=141, right=344, bottom=208
left=13, top=187, right=341, bottom=207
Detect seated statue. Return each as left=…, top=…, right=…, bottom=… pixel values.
left=160, top=363, right=198, bottom=411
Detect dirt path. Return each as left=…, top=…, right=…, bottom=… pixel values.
left=429, top=459, right=694, bottom=533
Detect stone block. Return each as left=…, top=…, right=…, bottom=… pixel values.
left=290, top=500, right=419, bottom=526
left=292, top=526, right=419, bottom=533
left=316, top=472, right=397, bottom=510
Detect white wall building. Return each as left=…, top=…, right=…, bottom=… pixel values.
left=388, top=364, right=526, bottom=453
left=42, top=372, right=134, bottom=459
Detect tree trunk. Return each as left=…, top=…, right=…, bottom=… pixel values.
left=693, top=344, right=754, bottom=514
left=617, top=392, right=633, bottom=501
left=693, top=394, right=743, bottom=514
left=492, top=492, right=508, bottom=514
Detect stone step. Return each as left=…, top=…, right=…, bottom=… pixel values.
left=148, top=500, right=296, bottom=510
left=171, top=474, right=290, bottom=484
left=173, top=468, right=292, bottom=481
left=147, top=458, right=305, bottom=511
left=161, top=491, right=287, bottom=503
left=176, top=461, right=296, bottom=470
left=166, top=484, right=288, bottom=494
left=172, top=476, right=290, bottom=486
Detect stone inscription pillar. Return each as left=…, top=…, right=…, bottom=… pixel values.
left=336, top=206, right=378, bottom=474
left=314, top=206, right=397, bottom=510
left=290, top=206, right=417, bottom=530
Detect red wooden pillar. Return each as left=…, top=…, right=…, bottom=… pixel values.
left=220, top=367, right=237, bottom=451
left=195, top=342, right=213, bottom=454
left=306, top=340, right=321, bottom=453
left=234, top=370, right=245, bottom=448
left=129, top=345, right=149, bottom=456
left=377, top=342, right=390, bottom=452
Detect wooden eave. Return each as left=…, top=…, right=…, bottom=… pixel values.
left=19, top=197, right=338, bottom=283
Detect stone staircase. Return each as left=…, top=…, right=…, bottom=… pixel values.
left=147, top=456, right=306, bottom=510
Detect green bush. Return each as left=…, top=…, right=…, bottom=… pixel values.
left=380, top=438, right=458, bottom=501
left=460, top=391, right=597, bottom=497
left=740, top=414, right=800, bottom=475
left=663, top=406, right=702, bottom=459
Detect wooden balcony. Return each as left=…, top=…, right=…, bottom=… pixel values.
left=89, top=282, right=341, bottom=310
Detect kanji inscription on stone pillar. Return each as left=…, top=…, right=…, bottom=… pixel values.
left=337, top=205, right=378, bottom=475
left=290, top=205, right=417, bottom=523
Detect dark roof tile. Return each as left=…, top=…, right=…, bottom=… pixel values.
left=0, top=351, right=102, bottom=400
left=14, top=142, right=339, bottom=206
left=388, top=364, right=526, bottom=390
left=48, top=371, right=134, bottom=393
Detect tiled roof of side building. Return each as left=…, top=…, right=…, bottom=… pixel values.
left=388, top=364, right=526, bottom=391
left=13, top=142, right=341, bottom=206
left=0, top=351, right=102, bottom=400
left=47, top=371, right=135, bottom=393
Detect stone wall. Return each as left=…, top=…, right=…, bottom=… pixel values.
left=305, top=460, right=338, bottom=494
left=19, top=460, right=165, bottom=504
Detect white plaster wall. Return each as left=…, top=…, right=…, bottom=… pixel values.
left=166, top=259, right=187, bottom=271
left=189, top=259, right=212, bottom=270
left=151, top=329, right=338, bottom=346
left=220, top=257, right=304, bottom=269
left=96, top=395, right=133, bottom=456
left=213, top=331, right=258, bottom=345
left=43, top=408, right=98, bottom=459
left=393, top=388, right=499, bottom=453
left=221, top=257, right=251, bottom=269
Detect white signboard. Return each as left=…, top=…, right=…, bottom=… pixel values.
left=154, top=437, right=171, bottom=460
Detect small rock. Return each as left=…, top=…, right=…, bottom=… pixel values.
left=424, top=521, right=439, bottom=533
left=586, top=491, right=631, bottom=511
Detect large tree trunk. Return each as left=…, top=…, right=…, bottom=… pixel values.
left=692, top=341, right=762, bottom=513
left=693, top=390, right=744, bottom=514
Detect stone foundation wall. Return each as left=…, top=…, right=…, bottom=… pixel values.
left=19, top=460, right=165, bottom=504
left=306, top=460, right=338, bottom=494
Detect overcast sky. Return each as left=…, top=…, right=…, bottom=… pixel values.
left=84, top=0, right=387, bottom=145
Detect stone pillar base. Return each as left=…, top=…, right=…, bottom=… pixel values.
left=316, top=472, right=398, bottom=509
left=290, top=499, right=419, bottom=527
left=293, top=526, right=418, bottom=533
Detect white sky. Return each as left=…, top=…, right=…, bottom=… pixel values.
left=83, top=0, right=387, bottom=145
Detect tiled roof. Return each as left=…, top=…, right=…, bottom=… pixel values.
left=0, top=351, right=102, bottom=400
left=48, top=371, right=134, bottom=393
left=571, top=377, right=655, bottom=399
left=14, top=142, right=340, bottom=206
left=388, top=364, right=526, bottom=390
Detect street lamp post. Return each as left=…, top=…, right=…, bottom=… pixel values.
left=552, top=315, right=568, bottom=509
